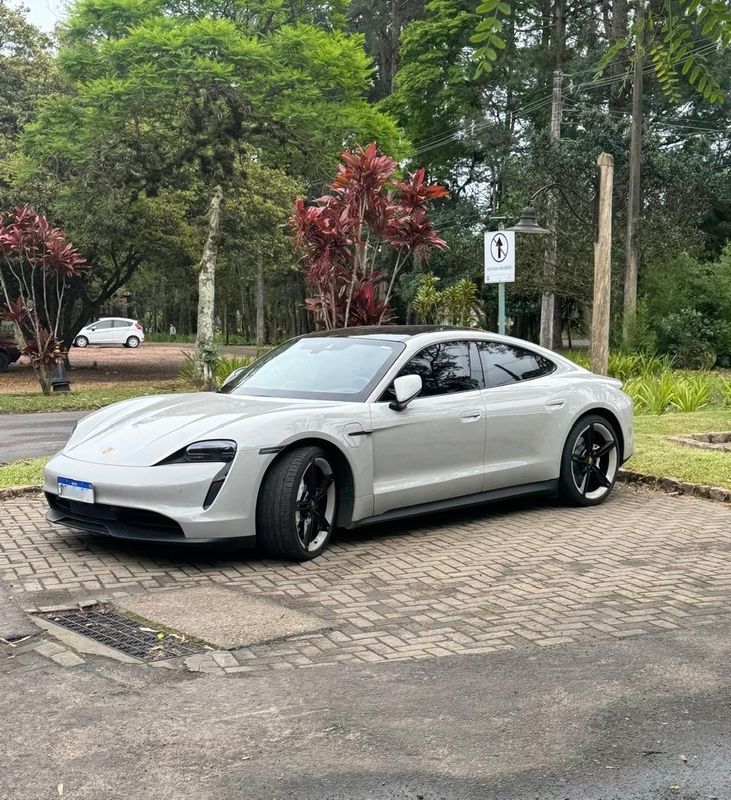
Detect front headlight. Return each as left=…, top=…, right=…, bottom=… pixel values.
left=157, top=439, right=237, bottom=465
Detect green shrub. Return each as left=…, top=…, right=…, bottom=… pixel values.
left=178, top=352, right=254, bottom=388
left=670, top=374, right=712, bottom=413
left=624, top=373, right=678, bottom=415
left=656, top=309, right=718, bottom=369
left=214, top=355, right=253, bottom=386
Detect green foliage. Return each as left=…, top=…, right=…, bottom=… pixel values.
left=412, top=273, right=480, bottom=326
left=179, top=351, right=254, bottom=387
left=641, top=246, right=731, bottom=368
left=623, top=371, right=724, bottom=415
left=471, top=0, right=509, bottom=76
left=564, top=350, right=673, bottom=380
left=594, top=0, right=729, bottom=105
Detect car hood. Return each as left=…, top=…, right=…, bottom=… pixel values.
left=64, top=392, right=340, bottom=467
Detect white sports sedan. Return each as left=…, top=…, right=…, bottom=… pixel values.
left=44, top=326, right=633, bottom=561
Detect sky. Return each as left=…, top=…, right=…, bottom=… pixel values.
left=14, top=0, right=66, bottom=32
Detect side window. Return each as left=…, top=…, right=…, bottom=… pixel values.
left=112, top=319, right=131, bottom=328
left=478, top=342, right=555, bottom=388
left=387, top=341, right=480, bottom=398
left=94, top=320, right=114, bottom=330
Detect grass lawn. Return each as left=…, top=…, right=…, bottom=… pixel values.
left=0, top=385, right=184, bottom=414
left=0, top=457, right=46, bottom=490
left=626, top=409, right=731, bottom=490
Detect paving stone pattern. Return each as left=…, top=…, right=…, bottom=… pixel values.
left=1, top=489, right=729, bottom=674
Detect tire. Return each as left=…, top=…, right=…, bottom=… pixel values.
left=74, top=336, right=88, bottom=348
left=559, top=414, right=620, bottom=507
left=0, top=352, right=9, bottom=373
left=125, top=336, right=140, bottom=348
left=257, top=446, right=337, bottom=561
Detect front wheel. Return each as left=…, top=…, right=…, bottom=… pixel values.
left=74, top=336, right=88, bottom=348
left=559, top=415, right=620, bottom=506
left=125, top=336, right=140, bottom=348
left=257, top=446, right=337, bottom=561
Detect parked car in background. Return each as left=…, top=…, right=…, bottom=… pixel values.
left=73, top=318, right=145, bottom=349
left=0, top=322, right=21, bottom=372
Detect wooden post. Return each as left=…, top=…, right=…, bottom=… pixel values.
left=255, top=253, right=265, bottom=347
left=591, top=153, right=614, bottom=375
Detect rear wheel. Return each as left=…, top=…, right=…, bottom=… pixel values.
left=74, top=336, right=88, bottom=348
left=125, top=335, right=140, bottom=348
left=0, top=352, right=9, bottom=373
left=559, top=415, right=619, bottom=506
left=257, top=446, right=336, bottom=561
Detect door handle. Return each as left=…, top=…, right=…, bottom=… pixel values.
left=459, top=410, right=482, bottom=422
left=545, top=399, right=565, bottom=409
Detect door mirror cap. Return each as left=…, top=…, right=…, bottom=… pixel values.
left=389, top=374, right=422, bottom=411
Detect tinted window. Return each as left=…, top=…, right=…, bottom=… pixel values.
left=219, top=336, right=404, bottom=402
left=389, top=341, right=480, bottom=398
left=113, top=319, right=132, bottom=328
left=478, top=342, right=555, bottom=388
left=93, top=320, right=114, bottom=330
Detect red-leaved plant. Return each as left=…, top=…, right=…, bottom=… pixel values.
left=0, top=206, right=87, bottom=394
left=291, top=143, right=448, bottom=328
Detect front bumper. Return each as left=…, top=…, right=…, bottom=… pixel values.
left=43, top=450, right=265, bottom=542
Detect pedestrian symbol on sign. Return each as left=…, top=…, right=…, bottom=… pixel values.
left=490, top=233, right=509, bottom=263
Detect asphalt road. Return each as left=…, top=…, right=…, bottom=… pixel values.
left=0, top=411, right=86, bottom=463
left=2, top=622, right=729, bottom=799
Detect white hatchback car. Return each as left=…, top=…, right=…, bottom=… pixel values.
left=73, top=318, right=145, bottom=349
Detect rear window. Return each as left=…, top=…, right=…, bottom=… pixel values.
left=477, top=342, right=556, bottom=388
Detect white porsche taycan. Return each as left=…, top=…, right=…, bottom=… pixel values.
left=44, top=326, right=633, bottom=561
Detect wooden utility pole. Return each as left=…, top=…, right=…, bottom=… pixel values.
left=623, top=0, right=644, bottom=346
left=592, top=153, right=614, bottom=375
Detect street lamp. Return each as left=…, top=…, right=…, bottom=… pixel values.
left=507, top=152, right=614, bottom=376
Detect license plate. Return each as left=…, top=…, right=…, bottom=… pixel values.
left=58, top=477, right=95, bottom=504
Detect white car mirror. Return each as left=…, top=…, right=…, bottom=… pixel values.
left=390, top=374, right=422, bottom=411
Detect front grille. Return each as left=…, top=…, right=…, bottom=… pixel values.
left=46, top=493, right=184, bottom=539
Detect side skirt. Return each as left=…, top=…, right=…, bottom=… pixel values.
left=348, top=479, right=559, bottom=529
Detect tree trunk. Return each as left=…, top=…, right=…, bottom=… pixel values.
left=622, top=0, right=644, bottom=347
left=256, top=254, right=265, bottom=346
left=194, top=185, right=223, bottom=390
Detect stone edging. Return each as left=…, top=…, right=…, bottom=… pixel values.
left=618, top=469, right=731, bottom=504
left=0, top=485, right=42, bottom=500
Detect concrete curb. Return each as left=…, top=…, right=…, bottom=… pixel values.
left=0, top=485, right=41, bottom=500
left=618, top=469, right=731, bottom=504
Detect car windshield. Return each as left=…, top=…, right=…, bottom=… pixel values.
left=219, top=336, right=405, bottom=401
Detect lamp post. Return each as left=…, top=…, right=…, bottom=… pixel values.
left=507, top=152, right=614, bottom=375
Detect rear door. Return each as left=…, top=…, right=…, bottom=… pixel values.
left=112, top=319, right=133, bottom=344
left=87, top=320, right=115, bottom=344
left=370, top=340, right=487, bottom=515
left=477, top=340, right=566, bottom=490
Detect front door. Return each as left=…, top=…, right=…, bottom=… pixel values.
left=370, top=340, right=487, bottom=515
left=88, top=320, right=115, bottom=344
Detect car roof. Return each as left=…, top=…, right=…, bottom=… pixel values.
left=302, top=325, right=476, bottom=342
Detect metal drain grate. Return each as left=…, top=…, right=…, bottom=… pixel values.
left=42, top=606, right=210, bottom=662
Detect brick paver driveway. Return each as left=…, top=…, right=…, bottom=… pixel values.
left=1, top=487, right=729, bottom=671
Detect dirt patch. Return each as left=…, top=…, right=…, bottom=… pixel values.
left=0, top=343, right=256, bottom=392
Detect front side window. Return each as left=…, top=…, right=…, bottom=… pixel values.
left=93, top=320, right=114, bottom=330
left=478, top=341, right=555, bottom=388
left=219, top=336, right=405, bottom=402
left=387, top=341, right=480, bottom=398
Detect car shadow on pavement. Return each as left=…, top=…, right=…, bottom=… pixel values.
left=59, top=493, right=567, bottom=570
